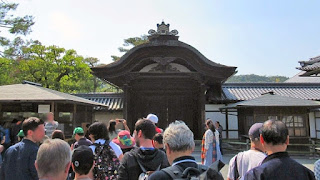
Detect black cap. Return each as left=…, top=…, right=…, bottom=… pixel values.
left=72, top=145, right=94, bottom=168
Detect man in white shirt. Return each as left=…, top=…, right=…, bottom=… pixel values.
left=227, top=123, right=266, bottom=180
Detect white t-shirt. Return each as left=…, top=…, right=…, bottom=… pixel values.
left=227, top=149, right=266, bottom=180
left=90, top=139, right=123, bottom=158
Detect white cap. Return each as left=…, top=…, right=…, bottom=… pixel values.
left=146, top=114, right=158, bottom=124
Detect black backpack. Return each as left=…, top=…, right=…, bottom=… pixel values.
left=162, top=160, right=225, bottom=180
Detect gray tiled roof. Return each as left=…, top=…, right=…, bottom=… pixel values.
left=285, top=71, right=320, bottom=83
left=221, top=93, right=320, bottom=109
left=0, top=84, right=107, bottom=107
left=222, top=83, right=320, bottom=101
left=75, top=83, right=320, bottom=111
left=74, top=93, right=123, bottom=111
left=296, top=55, right=320, bottom=75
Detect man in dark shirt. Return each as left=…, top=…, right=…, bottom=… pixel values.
left=0, top=117, right=45, bottom=180
left=72, top=127, right=92, bottom=149
left=118, top=119, right=169, bottom=180
left=149, top=121, right=198, bottom=180
left=244, top=120, right=315, bottom=180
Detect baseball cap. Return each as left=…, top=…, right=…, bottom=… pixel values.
left=146, top=114, right=158, bottom=124
left=248, top=123, right=263, bottom=141
left=112, top=130, right=135, bottom=149
left=17, top=130, right=25, bottom=137
left=72, top=127, right=84, bottom=138
left=72, top=145, right=94, bottom=169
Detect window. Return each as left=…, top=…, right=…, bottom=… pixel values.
left=282, top=116, right=306, bottom=137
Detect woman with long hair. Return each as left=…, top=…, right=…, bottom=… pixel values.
left=108, top=119, right=130, bottom=140
left=201, top=119, right=221, bottom=166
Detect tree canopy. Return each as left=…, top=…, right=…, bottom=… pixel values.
left=226, top=74, right=289, bottom=83
left=111, top=35, right=148, bottom=61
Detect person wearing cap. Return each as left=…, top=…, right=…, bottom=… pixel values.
left=245, top=120, right=315, bottom=180
left=17, top=129, right=25, bottom=142
left=112, top=130, right=135, bottom=154
left=73, top=127, right=92, bottom=149
left=146, top=114, right=163, bottom=133
left=227, top=123, right=266, bottom=180
left=72, top=145, right=94, bottom=180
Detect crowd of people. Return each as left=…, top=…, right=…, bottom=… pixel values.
left=0, top=112, right=318, bottom=179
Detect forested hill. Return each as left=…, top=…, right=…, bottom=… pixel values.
left=226, top=74, right=289, bottom=83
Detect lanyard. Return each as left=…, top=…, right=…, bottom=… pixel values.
left=140, top=147, right=155, bottom=150
left=171, top=159, right=197, bottom=167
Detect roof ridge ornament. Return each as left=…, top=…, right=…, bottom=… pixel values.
left=148, top=21, right=179, bottom=36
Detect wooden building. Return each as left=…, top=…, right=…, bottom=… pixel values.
left=0, top=82, right=106, bottom=137
left=220, top=92, right=320, bottom=142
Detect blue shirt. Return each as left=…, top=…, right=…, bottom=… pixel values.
left=0, top=139, right=39, bottom=180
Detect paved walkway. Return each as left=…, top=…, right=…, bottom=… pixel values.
left=191, top=151, right=317, bottom=179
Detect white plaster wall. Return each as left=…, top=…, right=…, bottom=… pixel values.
left=205, top=104, right=239, bottom=139
left=205, top=104, right=225, bottom=111
left=309, top=112, right=316, bottom=138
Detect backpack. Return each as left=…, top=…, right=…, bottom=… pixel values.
left=162, top=160, right=224, bottom=180
left=136, top=157, right=161, bottom=180
left=93, top=141, right=120, bottom=180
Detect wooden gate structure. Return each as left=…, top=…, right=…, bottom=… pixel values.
left=92, top=22, right=236, bottom=138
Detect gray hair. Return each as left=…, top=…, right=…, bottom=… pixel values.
left=36, top=139, right=71, bottom=178
left=163, top=121, right=195, bottom=152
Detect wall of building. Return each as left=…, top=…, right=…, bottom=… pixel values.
left=205, top=104, right=239, bottom=139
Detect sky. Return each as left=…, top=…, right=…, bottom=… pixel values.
left=7, top=0, right=320, bottom=77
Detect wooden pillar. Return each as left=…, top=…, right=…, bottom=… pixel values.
left=199, top=83, right=206, bottom=140
left=73, top=104, right=77, bottom=129
left=85, top=106, right=88, bottom=122
left=0, top=103, right=2, bottom=122
left=50, top=102, right=55, bottom=113
left=123, top=84, right=129, bottom=120
left=225, top=108, right=229, bottom=139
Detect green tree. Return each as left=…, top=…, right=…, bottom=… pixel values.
left=0, top=58, right=18, bottom=85
left=226, top=74, right=289, bottom=83
left=0, top=2, right=34, bottom=58
left=111, top=35, right=148, bottom=61
left=18, top=44, right=94, bottom=93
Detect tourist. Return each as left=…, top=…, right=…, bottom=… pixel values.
left=149, top=121, right=200, bottom=179
left=89, top=122, right=123, bottom=179
left=72, top=145, right=94, bottom=180
left=118, top=119, right=169, bottom=180
left=0, top=117, right=45, bottom=180
left=45, top=112, right=59, bottom=138
left=201, top=119, right=221, bottom=166
left=35, top=139, right=71, bottom=180
left=51, top=129, right=65, bottom=140
left=112, top=130, right=135, bottom=154
left=153, top=133, right=165, bottom=153
left=10, top=118, right=22, bottom=144
left=72, top=127, right=92, bottom=149
left=215, top=121, right=223, bottom=154
left=108, top=119, right=130, bottom=140
left=146, top=114, right=163, bottom=133
left=245, top=120, right=315, bottom=180
left=227, top=123, right=266, bottom=180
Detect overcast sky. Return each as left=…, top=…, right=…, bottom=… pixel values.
left=9, top=0, right=320, bottom=77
